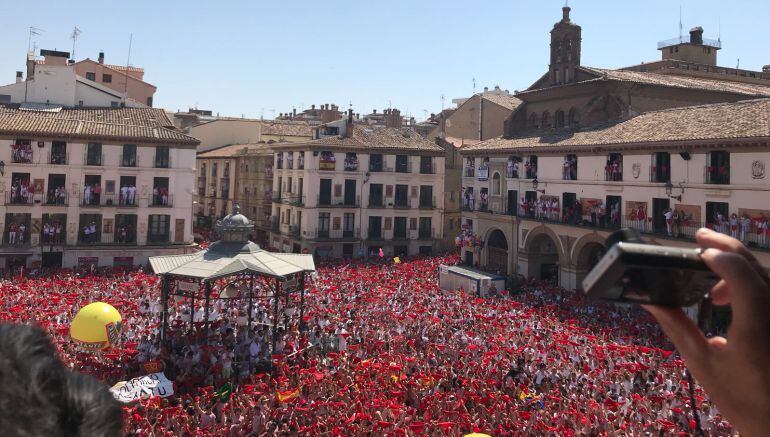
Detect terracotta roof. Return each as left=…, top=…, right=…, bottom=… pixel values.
left=197, top=143, right=273, bottom=158
left=0, top=105, right=199, bottom=146
left=105, top=64, right=144, bottom=73
left=461, top=98, right=770, bottom=154
left=259, top=121, right=314, bottom=137
left=522, top=66, right=770, bottom=98
left=481, top=93, right=522, bottom=110
left=279, top=125, right=445, bottom=153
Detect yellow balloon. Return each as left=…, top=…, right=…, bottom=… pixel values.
left=393, top=257, right=401, bottom=264
left=70, top=302, right=122, bottom=351
left=464, top=434, right=492, bottom=437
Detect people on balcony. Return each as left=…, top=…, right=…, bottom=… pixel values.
left=42, top=221, right=64, bottom=245
left=10, top=179, right=33, bottom=204
left=120, top=184, right=137, bottom=205
left=11, top=142, right=32, bottom=163
left=7, top=221, right=27, bottom=246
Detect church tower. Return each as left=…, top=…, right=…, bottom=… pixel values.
left=549, top=5, right=582, bottom=86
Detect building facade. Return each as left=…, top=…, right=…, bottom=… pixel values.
left=195, top=144, right=274, bottom=244
left=459, top=6, right=770, bottom=291
left=0, top=105, right=199, bottom=270
left=268, top=117, right=455, bottom=258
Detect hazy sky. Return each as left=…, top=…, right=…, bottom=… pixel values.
left=1, top=0, right=768, bottom=120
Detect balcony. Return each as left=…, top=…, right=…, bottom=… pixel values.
left=506, top=168, right=519, bottom=179
left=120, top=156, right=137, bottom=167
left=605, top=165, right=623, bottom=182
left=704, top=166, right=730, bottom=185
left=40, top=230, right=67, bottom=246
left=393, top=198, right=411, bottom=209
left=318, top=195, right=360, bottom=208
left=289, top=225, right=301, bottom=238
left=153, top=155, right=171, bottom=169
left=2, top=234, right=31, bottom=248
left=649, top=166, right=670, bottom=183
left=270, top=216, right=280, bottom=232
left=367, top=197, right=386, bottom=208
left=525, top=168, right=538, bottom=179
left=309, top=228, right=361, bottom=240
left=419, top=162, right=437, bottom=174
left=418, top=196, right=437, bottom=210
left=150, top=194, right=173, bottom=207
left=44, top=192, right=69, bottom=206
left=48, top=151, right=68, bottom=165
left=5, top=192, right=34, bottom=206
left=84, top=152, right=104, bottom=166
left=462, top=199, right=476, bottom=212
left=417, top=228, right=435, bottom=240
left=146, top=233, right=171, bottom=245
left=288, top=195, right=306, bottom=207
left=464, top=168, right=475, bottom=178
left=272, top=191, right=283, bottom=203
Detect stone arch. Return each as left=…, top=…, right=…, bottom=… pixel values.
left=521, top=225, right=568, bottom=282
left=541, top=111, right=551, bottom=129
left=571, top=233, right=607, bottom=290
left=485, top=228, right=509, bottom=274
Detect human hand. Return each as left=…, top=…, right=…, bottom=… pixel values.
left=643, top=228, right=770, bottom=436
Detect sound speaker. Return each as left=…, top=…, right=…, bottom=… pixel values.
left=679, top=151, right=691, bottom=161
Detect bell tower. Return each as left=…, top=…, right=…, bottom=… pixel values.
left=549, top=4, right=582, bottom=86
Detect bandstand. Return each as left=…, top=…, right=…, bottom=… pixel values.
left=149, top=205, right=315, bottom=352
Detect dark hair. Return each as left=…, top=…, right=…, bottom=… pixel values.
left=0, top=324, right=123, bottom=436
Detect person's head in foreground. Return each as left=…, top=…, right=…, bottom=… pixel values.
left=0, top=324, right=122, bottom=436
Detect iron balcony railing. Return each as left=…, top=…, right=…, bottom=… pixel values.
left=419, top=162, right=437, bottom=174
left=44, top=192, right=69, bottom=206
left=48, top=151, right=68, bottom=165
left=704, top=166, right=730, bottom=185
left=317, top=195, right=360, bottom=207
left=40, top=230, right=67, bottom=246
left=84, top=152, right=104, bottom=166
left=5, top=192, right=34, bottom=205
left=418, top=196, right=437, bottom=209
left=150, top=193, right=173, bottom=207
left=309, top=228, right=361, bottom=240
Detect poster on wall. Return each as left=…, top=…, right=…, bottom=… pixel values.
left=673, top=204, right=701, bottom=224
left=580, top=198, right=604, bottom=218
left=319, top=151, right=336, bottom=170
left=477, top=157, right=490, bottom=181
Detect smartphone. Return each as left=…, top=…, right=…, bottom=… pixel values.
left=582, top=242, right=719, bottom=307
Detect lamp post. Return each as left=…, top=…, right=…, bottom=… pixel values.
left=532, top=179, right=545, bottom=194
left=664, top=181, right=682, bottom=201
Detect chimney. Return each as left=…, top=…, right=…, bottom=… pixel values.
left=483, top=86, right=489, bottom=92
left=763, top=65, right=770, bottom=73
left=325, top=104, right=330, bottom=110
left=690, top=27, right=704, bottom=45
left=311, top=104, right=316, bottom=110
left=98, top=51, right=105, bottom=64
left=373, top=109, right=377, bottom=114
left=562, top=5, right=571, bottom=21
left=15, top=71, right=23, bottom=83
left=293, top=108, right=297, bottom=117
left=345, top=109, right=354, bottom=137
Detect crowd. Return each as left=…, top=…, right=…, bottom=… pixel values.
left=0, top=250, right=739, bottom=435
left=9, top=177, right=34, bottom=204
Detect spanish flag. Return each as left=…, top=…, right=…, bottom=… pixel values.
left=277, top=387, right=301, bottom=403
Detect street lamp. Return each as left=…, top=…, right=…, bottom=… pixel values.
left=664, top=181, right=682, bottom=201
left=532, top=178, right=545, bottom=194
left=0, top=160, right=5, bottom=176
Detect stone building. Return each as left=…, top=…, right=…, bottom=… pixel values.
left=459, top=5, right=770, bottom=290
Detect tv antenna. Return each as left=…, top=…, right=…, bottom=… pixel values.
left=28, top=27, right=43, bottom=53
left=472, top=77, right=476, bottom=94
left=679, top=5, right=683, bottom=41
left=70, top=26, right=82, bottom=60
left=440, top=94, right=445, bottom=111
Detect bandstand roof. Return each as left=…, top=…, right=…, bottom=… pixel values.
left=149, top=241, right=315, bottom=280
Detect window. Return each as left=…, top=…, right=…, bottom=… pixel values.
left=418, top=217, right=432, bottom=239
left=211, top=162, right=218, bottom=177
left=86, top=143, right=102, bottom=166
left=110, top=101, right=119, bottom=108
left=506, top=156, right=521, bottom=178
left=529, top=113, right=538, bottom=129
left=568, top=107, right=579, bottom=127
left=344, top=153, right=359, bottom=171
left=369, top=154, right=383, bottom=172
left=78, top=214, right=101, bottom=244
left=152, top=177, right=170, bottom=206
left=369, top=184, right=384, bottom=207
left=318, top=179, right=332, bottom=205
left=395, top=155, right=409, bottom=173
left=154, top=146, right=170, bottom=168
left=148, top=215, right=170, bottom=243
left=394, top=185, right=409, bottom=207
left=651, top=152, right=671, bottom=183
left=555, top=110, right=565, bottom=128
left=541, top=111, right=551, bottom=128
left=605, top=153, right=623, bottom=182
left=563, top=154, right=577, bottom=180
left=147, top=97, right=153, bottom=107
left=706, top=151, right=730, bottom=184
left=525, top=156, right=538, bottom=179
left=492, top=172, right=501, bottom=195
left=102, top=74, right=112, bottom=83
left=223, top=162, right=230, bottom=178
left=343, top=213, right=355, bottom=238
left=394, top=217, right=407, bottom=239
left=419, top=156, right=433, bottom=174
left=368, top=216, right=382, bottom=239
left=11, top=139, right=32, bottom=163
left=114, top=214, right=137, bottom=243
left=419, top=185, right=433, bottom=208
left=85, top=72, right=96, bottom=81
left=121, top=144, right=136, bottom=167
